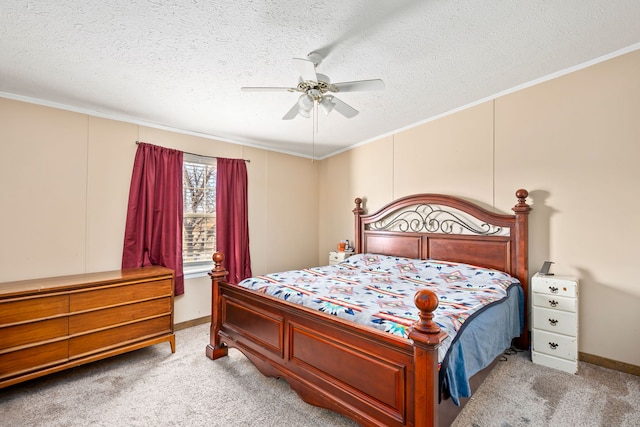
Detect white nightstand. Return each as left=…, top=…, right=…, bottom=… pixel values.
left=329, top=251, right=353, bottom=266
left=531, top=273, right=579, bottom=374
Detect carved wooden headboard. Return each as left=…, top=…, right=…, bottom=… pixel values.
left=353, top=190, right=531, bottom=344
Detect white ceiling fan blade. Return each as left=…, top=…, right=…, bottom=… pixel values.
left=293, top=57, right=318, bottom=83
left=282, top=102, right=300, bottom=120
left=241, top=87, right=297, bottom=92
left=333, top=79, right=385, bottom=92
left=330, top=96, right=359, bottom=118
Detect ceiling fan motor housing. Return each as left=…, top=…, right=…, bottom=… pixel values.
left=297, top=73, right=335, bottom=101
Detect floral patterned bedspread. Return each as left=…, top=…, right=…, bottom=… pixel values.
left=237, top=253, right=522, bottom=364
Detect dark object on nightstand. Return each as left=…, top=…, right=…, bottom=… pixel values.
left=539, top=261, right=554, bottom=276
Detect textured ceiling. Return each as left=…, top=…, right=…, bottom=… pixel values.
left=1, top=1, right=639, bottom=159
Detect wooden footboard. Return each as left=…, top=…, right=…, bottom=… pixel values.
left=207, top=252, right=447, bottom=426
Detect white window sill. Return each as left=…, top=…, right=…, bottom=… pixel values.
left=183, top=263, right=214, bottom=280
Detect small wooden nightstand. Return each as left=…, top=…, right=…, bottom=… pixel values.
left=329, top=251, right=354, bottom=266
left=531, top=273, right=579, bottom=374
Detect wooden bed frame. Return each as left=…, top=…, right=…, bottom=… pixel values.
left=207, top=190, right=531, bottom=426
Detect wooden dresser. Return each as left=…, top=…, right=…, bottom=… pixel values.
left=0, top=266, right=175, bottom=389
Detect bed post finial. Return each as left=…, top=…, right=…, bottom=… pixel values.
left=354, top=198, right=362, bottom=210
left=210, top=251, right=228, bottom=281
left=412, top=290, right=441, bottom=334
left=513, top=189, right=530, bottom=213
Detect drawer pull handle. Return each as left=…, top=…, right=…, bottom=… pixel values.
left=549, top=286, right=559, bottom=293
left=548, top=318, right=558, bottom=326
left=549, top=342, right=558, bottom=350
left=549, top=300, right=558, bottom=307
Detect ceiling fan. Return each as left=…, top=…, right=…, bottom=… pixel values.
left=241, top=52, right=385, bottom=120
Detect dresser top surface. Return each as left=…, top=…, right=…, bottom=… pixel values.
left=0, top=266, right=174, bottom=298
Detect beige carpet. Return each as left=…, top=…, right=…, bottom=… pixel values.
left=1, top=323, right=639, bottom=426
left=451, top=350, right=640, bottom=427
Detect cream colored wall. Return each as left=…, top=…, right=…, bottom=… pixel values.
left=394, top=103, right=495, bottom=202
left=318, top=137, right=394, bottom=257
left=0, top=98, right=319, bottom=324
left=1, top=101, right=89, bottom=277
left=319, top=50, right=640, bottom=366
left=494, top=50, right=640, bottom=366
left=318, top=102, right=497, bottom=260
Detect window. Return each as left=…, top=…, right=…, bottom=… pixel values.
left=183, top=154, right=216, bottom=275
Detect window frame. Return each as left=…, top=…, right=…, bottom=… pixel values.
left=182, top=153, right=217, bottom=279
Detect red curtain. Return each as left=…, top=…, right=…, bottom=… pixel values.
left=122, top=143, right=184, bottom=295
left=216, top=158, right=251, bottom=284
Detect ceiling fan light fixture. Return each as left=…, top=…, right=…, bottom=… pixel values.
left=319, top=96, right=335, bottom=115
left=297, top=93, right=314, bottom=117
left=298, top=94, right=314, bottom=110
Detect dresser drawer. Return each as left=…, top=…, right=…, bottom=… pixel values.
left=70, top=279, right=173, bottom=312
left=0, top=318, right=68, bottom=351
left=532, top=293, right=576, bottom=313
left=0, top=341, right=68, bottom=380
left=532, top=329, right=577, bottom=360
left=69, top=315, right=172, bottom=358
left=69, top=297, right=172, bottom=335
left=533, top=306, right=577, bottom=335
left=0, top=294, right=69, bottom=325
left=532, top=275, right=576, bottom=297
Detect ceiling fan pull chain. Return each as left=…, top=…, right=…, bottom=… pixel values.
left=311, top=105, right=316, bottom=161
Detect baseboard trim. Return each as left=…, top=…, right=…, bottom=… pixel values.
left=174, top=315, right=211, bottom=331
left=579, top=351, right=640, bottom=377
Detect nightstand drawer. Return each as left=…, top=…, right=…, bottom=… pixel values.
left=532, top=329, right=577, bottom=360
left=531, top=351, right=577, bottom=374
left=532, top=275, right=577, bottom=298
left=532, top=293, right=576, bottom=312
left=533, top=307, right=577, bottom=335
left=329, top=251, right=353, bottom=266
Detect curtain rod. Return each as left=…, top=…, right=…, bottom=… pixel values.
left=135, top=141, right=250, bottom=162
